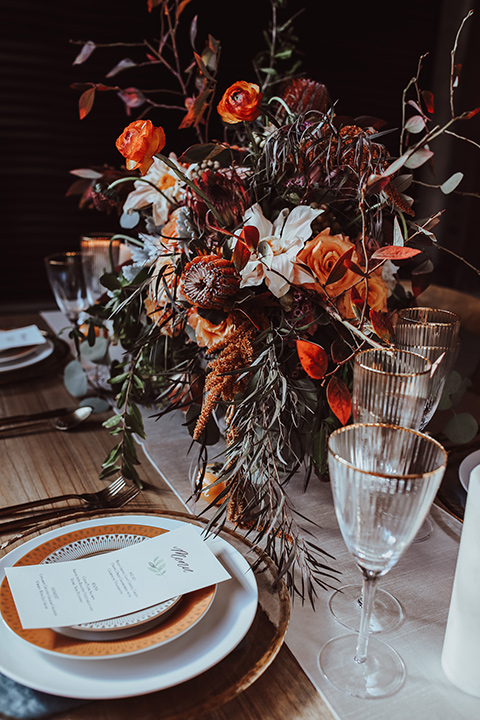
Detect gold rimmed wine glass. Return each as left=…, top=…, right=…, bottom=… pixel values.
left=395, top=306, right=461, bottom=542
left=329, top=348, right=432, bottom=634
left=319, top=423, right=447, bottom=699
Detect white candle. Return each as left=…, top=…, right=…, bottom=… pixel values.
left=441, top=463, right=480, bottom=697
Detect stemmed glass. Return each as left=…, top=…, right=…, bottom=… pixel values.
left=319, top=423, right=447, bottom=699
left=394, top=307, right=461, bottom=430
left=80, top=234, right=121, bottom=305
left=395, top=307, right=461, bottom=541
left=44, top=252, right=91, bottom=327
left=329, top=348, right=432, bottom=634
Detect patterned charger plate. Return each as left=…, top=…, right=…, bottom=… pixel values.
left=0, top=524, right=216, bottom=659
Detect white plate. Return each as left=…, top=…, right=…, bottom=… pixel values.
left=0, top=345, right=39, bottom=364
left=0, top=515, right=258, bottom=699
left=0, top=339, right=54, bottom=373
left=459, top=449, right=480, bottom=492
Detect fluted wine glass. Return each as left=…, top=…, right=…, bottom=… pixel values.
left=329, top=348, right=432, bottom=634
left=395, top=307, right=461, bottom=541
left=394, top=307, right=461, bottom=430
left=319, top=423, right=447, bottom=699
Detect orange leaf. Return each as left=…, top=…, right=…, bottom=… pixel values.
left=296, top=340, right=328, bottom=380
left=79, top=87, right=95, bottom=120
left=327, top=377, right=351, bottom=425
left=371, top=246, right=422, bottom=261
left=370, top=310, right=395, bottom=343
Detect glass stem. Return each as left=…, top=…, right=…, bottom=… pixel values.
left=355, top=570, right=379, bottom=664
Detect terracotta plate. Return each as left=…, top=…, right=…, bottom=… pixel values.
left=0, top=523, right=215, bottom=659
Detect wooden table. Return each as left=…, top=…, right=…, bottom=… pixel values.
left=0, top=313, right=336, bottom=719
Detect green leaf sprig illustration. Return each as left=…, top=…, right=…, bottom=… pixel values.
left=148, top=556, right=166, bottom=576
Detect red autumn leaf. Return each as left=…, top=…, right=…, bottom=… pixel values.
left=350, top=285, right=363, bottom=308
left=331, top=338, right=351, bottom=364
left=365, top=173, right=391, bottom=196
left=463, top=107, right=480, bottom=120
left=327, top=376, right=351, bottom=425
left=422, top=90, right=435, bottom=113
left=296, top=340, right=328, bottom=380
left=232, top=238, right=251, bottom=272
left=371, top=246, right=422, bottom=261
left=325, top=247, right=355, bottom=286
left=411, top=258, right=434, bottom=297
left=79, top=87, right=95, bottom=119
left=241, top=225, right=260, bottom=251
left=370, top=310, right=395, bottom=343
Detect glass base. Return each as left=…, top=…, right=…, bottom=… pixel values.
left=319, top=633, right=406, bottom=699
left=329, top=585, right=404, bottom=634
left=412, top=514, right=434, bottom=543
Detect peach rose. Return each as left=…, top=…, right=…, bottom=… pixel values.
left=187, top=309, right=236, bottom=348
left=295, top=228, right=359, bottom=299
left=217, top=81, right=263, bottom=124
left=116, top=120, right=166, bottom=175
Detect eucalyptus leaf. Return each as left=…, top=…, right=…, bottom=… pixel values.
left=80, top=397, right=110, bottom=413
left=80, top=337, right=109, bottom=363
left=443, top=413, right=479, bottom=445
left=64, top=360, right=88, bottom=397
left=442, top=370, right=462, bottom=397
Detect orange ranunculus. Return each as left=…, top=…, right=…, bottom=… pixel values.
left=295, top=228, right=358, bottom=298
left=217, top=81, right=263, bottom=124
left=187, top=309, right=236, bottom=348
left=338, top=270, right=389, bottom=319
left=115, top=120, right=166, bottom=175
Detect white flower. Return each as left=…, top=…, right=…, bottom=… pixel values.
left=239, top=203, right=323, bottom=297
left=122, top=155, right=184, bottom=227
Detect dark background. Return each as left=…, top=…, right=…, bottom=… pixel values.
left=2, top=0, right=480, bottom=311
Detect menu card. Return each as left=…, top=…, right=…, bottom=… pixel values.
left=0, top=325, right=46, bottom=352
left=6, top=525, right=230, bottom=629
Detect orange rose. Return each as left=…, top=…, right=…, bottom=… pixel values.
left=187, top=309, right=236, bottom=348
left=115, top=120, right=166, bottom=174
left=217, top=81, right=263, bottom=124
left=295, top=228, right=358, bottom=299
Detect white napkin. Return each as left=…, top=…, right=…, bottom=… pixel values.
left=441, top=463, right=480, bottom=697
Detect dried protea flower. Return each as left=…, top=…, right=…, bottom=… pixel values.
left=180, top=255, right=240, bottom=309
left=277, top=78, right=330, bottom=121
left=185, top=168, right=249, bottom=230
left=326, top=125, right=387, bottom=183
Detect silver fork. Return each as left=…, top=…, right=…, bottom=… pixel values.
left=0, top=479, right=140, bottom=534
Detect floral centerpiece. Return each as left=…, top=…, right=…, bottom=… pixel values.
left=69, top=1, right=479, bottom=599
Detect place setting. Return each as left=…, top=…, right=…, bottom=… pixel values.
left=0, top=511, right=289, bottom=711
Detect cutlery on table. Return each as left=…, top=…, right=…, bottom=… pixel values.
left=0, top=407, right=93, bottom=432
left=0, top=478, right=140, bottom=533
